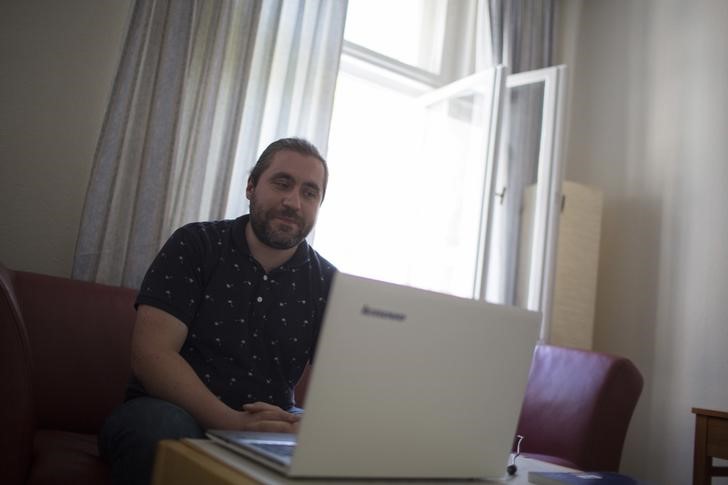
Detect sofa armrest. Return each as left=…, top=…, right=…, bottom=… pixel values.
left=0, top=263, right=35, bottom=485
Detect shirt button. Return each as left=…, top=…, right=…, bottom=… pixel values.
left=257, top=296, right=263, bottom=303
left=263, top=275, right=268, bottom=281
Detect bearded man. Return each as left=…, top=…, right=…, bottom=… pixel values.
left=99, top=138, right=336, bottom=485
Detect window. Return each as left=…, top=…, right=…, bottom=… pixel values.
left=313, top=0, right=496, bottom=298
left=343, top=0, right=447, bottom=73
left=314, top=0, right=567, bottom=326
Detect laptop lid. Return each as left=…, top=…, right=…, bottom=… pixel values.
left=211, top=272, right=540, bottom=479
left=296, top=273, right=540, bottom=479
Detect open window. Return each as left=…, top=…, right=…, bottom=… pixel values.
left=313, top=1, right=567, bottom=338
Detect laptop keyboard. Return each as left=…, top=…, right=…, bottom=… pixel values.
left=251, top=442, right=296, bottom=459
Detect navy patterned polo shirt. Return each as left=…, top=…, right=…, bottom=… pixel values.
left=127, top=215, right=336, bottom=410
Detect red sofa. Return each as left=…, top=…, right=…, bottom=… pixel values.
left=0, top=263, right=313, bottom=485
left=1, top=262, right=642, bottom=483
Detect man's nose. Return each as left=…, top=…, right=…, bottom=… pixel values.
left=282, top=190, right=302, bottom=209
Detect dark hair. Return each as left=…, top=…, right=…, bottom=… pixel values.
left=249, top=138, right=329, bottom=202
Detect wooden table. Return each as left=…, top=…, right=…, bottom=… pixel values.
left=693, top=407, right=728, bottom=484
left=151, top=439, right=577, bottom=485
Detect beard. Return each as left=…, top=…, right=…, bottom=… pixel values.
left=248, top=197, right=313, bottom=250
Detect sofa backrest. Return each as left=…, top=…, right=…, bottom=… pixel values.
left=514, top=344, right=644, bottom=471
left=12, top=269, right=137, bottom=434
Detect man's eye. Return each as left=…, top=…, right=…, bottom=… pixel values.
left=273, top=180, right=290, bottom=189
left=303, top=190, right=318, bottom=199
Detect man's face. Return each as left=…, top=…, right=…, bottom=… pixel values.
left=246, top=150, right=325, bottom=250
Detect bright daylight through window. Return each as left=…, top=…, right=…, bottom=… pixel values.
left=312, top=0, right=496, bottom=298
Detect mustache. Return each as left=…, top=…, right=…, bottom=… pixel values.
left=275, top=207, right=304, bottom=225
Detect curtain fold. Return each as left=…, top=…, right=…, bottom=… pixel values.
left=73, top=0, right=348, bottom=288
left=73, top=0, right=195, bottom=289
left=487, top=0, right=555, bottom=73
left=223, top=0, right=347, bottom=217
left=162, top=0, right=263, bottom=239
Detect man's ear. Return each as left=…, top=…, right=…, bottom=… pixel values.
left=245, top=178, right=254, bottom=200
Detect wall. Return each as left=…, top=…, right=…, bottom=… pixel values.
left=561, top=0, right=728, bottom=483
left=0, top=0, right=132, bottom=277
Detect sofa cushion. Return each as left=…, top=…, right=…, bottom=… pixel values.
left=27, top=430, right=111, bottom=485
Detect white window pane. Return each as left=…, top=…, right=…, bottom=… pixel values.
left=344, top=0, right=448, bottom=73
left=314, top=70, right=491, bottom=298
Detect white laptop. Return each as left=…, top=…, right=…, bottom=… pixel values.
left=207, top=272, right=540, bottom=480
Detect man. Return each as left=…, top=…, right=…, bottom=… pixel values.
left=99, top=138, right=336, bottom=485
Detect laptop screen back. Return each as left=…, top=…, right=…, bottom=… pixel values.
left=288, top=272, right=540, bottom=479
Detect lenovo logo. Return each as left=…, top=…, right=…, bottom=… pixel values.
left=361, top=305, right=406, bottom=322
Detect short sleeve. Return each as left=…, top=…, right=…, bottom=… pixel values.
left=135, top=226, right=207, bottom=325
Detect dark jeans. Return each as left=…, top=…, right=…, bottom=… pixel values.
left=98, top=397, right=205, bottom=485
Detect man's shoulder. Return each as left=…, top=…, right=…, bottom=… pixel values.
left=170, top=217, right=245, bottom=250
left=176, top=217, right=241, bottom=237
left=304, top=245, right=337, bottom=279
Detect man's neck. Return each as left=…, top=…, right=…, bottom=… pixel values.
left=244, top=223, right=298, bottom=273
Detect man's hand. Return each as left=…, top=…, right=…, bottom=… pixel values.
left=238, top=402, right=301, bottom=433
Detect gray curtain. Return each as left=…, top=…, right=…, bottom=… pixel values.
left=72, top=0, right=347, bottom=289
left=488, top=0, right=555, bottom=73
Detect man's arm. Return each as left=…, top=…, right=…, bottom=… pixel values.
left=130, top=304, right=300, bottom=432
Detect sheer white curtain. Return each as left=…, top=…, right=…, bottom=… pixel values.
left=222, top=0, right=348, bottom=218
left=73, top=0, right=347, bottom=288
